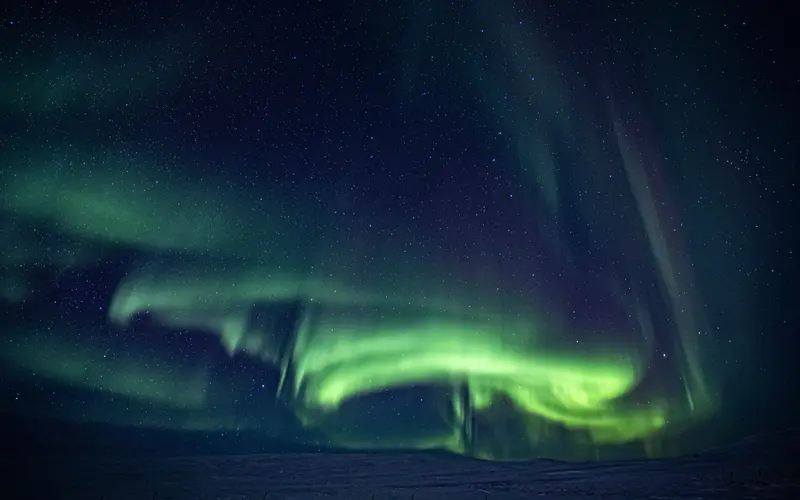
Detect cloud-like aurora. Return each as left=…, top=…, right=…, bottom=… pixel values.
left=0, top=142, right=714, bottom=459
left=0, top=132, right=714, bottom=459
left=0, top=1, right=720, bottom=462
left=104, top=259, right=700, bottom=460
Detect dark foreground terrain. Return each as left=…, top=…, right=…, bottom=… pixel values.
left=10, top=431, right=799, bottom=499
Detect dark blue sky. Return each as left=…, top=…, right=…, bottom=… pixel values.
left=0, top=0, right=795, bottom=460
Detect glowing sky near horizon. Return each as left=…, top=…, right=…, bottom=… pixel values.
left=1, top=0, right=787, bottom=462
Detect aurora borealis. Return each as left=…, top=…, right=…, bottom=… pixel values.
left=1, top=1, right=793, bottom=462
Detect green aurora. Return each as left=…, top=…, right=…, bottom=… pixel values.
left=0, top=0, right=756, bottom=462
left=0, top=150, right=716, bottom=458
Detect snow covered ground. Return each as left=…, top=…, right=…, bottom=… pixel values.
left=14, top=431, right=798, bottom=499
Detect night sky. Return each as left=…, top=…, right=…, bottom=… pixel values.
left=0, top=1, right=795, bottom=461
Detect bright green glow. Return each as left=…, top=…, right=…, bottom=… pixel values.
left=292, top=313, right=666, bottom=445
left=289, top=311, right=659, bottom=445
left=104, top=264, right=703, bottom=460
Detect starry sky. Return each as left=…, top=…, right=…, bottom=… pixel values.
left=0, top=1, right=795, bottom=461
